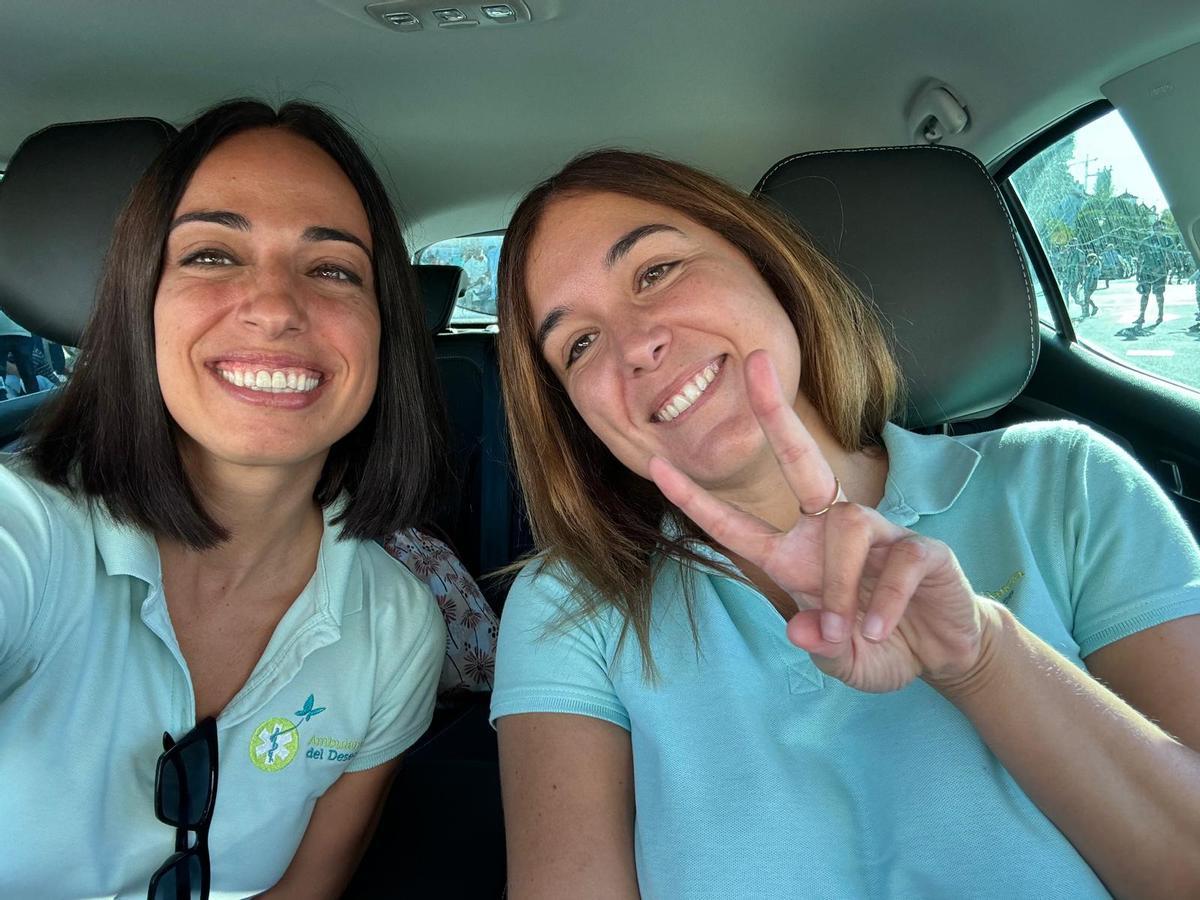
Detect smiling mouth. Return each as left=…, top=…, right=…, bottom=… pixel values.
left=652, top=355, right=724, bottom=422
left=213, top=364, right=323, bottom=394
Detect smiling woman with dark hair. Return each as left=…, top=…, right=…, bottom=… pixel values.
left=0, top=100, right=447, bottom=899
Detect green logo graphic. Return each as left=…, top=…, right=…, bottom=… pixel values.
left=249, top=694, right=327, bottom=773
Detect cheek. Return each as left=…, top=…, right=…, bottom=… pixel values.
left=566, top=372, right=652, bottom=475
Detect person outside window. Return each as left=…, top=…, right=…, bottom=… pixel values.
left=0, top=306, right=41, bottom=398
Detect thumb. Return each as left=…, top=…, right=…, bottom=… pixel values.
left=786, top=609, right=851, bottom=661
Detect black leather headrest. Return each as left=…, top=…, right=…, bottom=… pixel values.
left=753, top=146, right=1037, bottom=427
left=0, top=118, right=176, bottom=347
left=416, top=264, right=464, bottom=333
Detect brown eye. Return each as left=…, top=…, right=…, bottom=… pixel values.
left=310, top=262, right=363, bottom=287
left=181, top=248, right=236, bottom=267
left=638, top=261, right=677, bottom=290
left=566, top=333, right=595, bottom=367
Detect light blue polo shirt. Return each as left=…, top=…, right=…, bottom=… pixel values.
left=491, top=421, right=1200, bottom=900
left=0, top=455, right=445, bottom=899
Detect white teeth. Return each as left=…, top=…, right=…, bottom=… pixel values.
left=216, top=366, right=322, bottom=394
left=655, top=360, right=722, bottom=422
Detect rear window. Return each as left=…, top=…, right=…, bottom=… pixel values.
left=414, top=235, right=503, bottom=326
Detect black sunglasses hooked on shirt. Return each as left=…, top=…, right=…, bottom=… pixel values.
left=148, top=717, right=219, bottom=900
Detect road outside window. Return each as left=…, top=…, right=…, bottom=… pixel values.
left=414, top=235, right=503, bottom=326
left=1009, top=110, right=1200, bottom=391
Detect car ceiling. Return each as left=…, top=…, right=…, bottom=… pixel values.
left=3, top=0, right=1200, bottom=247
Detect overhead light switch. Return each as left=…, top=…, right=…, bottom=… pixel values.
left=482, top=4, right=516, bottom=20
left=381, top=11, right=422, bottom=30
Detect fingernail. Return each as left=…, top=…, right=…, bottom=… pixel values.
left=862, top=614, right=885, bottom=642
left=821, top=611, right=846, bottom=643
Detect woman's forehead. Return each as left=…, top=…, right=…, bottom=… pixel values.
left=174, top=129, right=372, bottom=245
left=529, top=193, right=694, bottom=283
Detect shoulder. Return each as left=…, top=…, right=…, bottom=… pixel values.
left=951, top=419, right=1107, bottom=474
left=952, top=420, right=1176, bottom=531
left=506, top=556, right=622, bottom=626
left=499, top=556, right=628, bottom=654
left=0, top=453, right=90, bottom=550
left=348, top=537, right=446, bottom=655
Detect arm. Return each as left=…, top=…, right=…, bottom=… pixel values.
left=1084, top=614, right=1200, bottom=752
left=651, top=352, right=1200, bottom=898
left=0, top=462, right=56, bottom=675
left=256, top=758, right=403, bottom=899
left=933, top=605, right=1200, bottom=899
left=498, top=713, right=639, bottom=900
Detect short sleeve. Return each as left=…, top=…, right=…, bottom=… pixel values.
left=0, top=459, right=55, bottom=676
left=345, top=581, right=445, bottom=772
left=490, top=562, right=630, bottom=731
left=1064, top=428, right=1200, bottom=656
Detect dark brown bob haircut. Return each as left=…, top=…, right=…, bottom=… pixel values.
left=30, top=98, right=446, bottom=548
left=497, top=149, right=902, bottom=673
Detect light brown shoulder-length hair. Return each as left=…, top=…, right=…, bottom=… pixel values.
left=497, top=149, right=903, bottom=673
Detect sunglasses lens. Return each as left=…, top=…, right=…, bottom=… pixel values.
left=158, top=731, right=213, bottom=828
left=150, top=850, right=204, bottom=900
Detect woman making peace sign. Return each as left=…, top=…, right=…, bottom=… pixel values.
left=489, top=150, right=1200, bottom=899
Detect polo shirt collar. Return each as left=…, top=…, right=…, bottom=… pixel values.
left=659, top=423, right=980, bottom=572
left=877, top=422, right=980, bottom=526
left=91, top=497, right=363, bottom=620
left=92, top=505, right=161, bottom=585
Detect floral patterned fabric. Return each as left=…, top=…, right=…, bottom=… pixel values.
left=382, top=528, right=498, bottom=699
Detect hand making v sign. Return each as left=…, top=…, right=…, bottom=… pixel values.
left=649, top=349, right=1002, bottom=693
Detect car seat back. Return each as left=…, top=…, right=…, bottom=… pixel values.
left=753, top=145, right=1038, bottom=428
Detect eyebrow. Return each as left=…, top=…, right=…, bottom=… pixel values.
left=535, top=223, right=684, bottom=351
left=302, top=226, right=372, bottom=261
left=604, top=223, right=682, bottom=269
left=168, top=211, right=372, bottom=261
left=170, top=210, right=249, bottom=231
left=535, top=305, right=571, bottom=351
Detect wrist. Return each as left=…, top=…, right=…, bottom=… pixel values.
left=924, top=598, right=1011, bottom=702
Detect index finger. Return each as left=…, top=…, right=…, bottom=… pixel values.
left=743, top=349, right=840, bottom=514
left=647, top=455, right=780, bottom=567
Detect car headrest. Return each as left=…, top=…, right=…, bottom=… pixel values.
left=752, top=145, right=1037, bottom=427
left=0, top=118, right=177, bottom=348
left=416, top=264, right=464, bottom=334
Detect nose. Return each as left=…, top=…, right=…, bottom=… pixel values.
left=238, top=262, right=307, bottom=339
left=616, top=320, right=670, bottom=374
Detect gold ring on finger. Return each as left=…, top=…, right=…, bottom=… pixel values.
left=800, top=476, right=844, bottom=517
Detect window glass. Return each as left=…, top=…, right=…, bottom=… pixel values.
left=1, top=169, right=76, bottom=403
left=414, top=235, right=503, bottom=326
left=0, top=307, right=73, bottom=402
left=1009, top=110, right=1199, bottom=389
left=1018, top=240, right=1055, bottom=325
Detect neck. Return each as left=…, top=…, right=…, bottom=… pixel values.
left=712, top=405, right=889, bottom=535
left=709, top=407, right=890, bottom=614
left=157, top=444, right=329, bottom=595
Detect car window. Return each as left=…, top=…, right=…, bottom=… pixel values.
left=0, top=306, right=73, bottom=402
left=414, top=235, right=503, bottom=327
left=1008, top=110, right=1199, bottom=390
left=1, top=168, right=73, bottom=403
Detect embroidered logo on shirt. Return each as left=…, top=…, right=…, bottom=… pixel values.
left=981, top=570, right=1025, bottom=604
left=248, top=693, right=326, bottom=773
